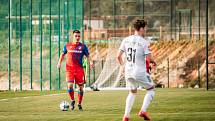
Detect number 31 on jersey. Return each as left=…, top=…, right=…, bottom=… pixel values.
left=127, top=48, right=136, bottom=63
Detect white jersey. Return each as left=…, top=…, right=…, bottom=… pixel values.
left=119, top=35, right=151, bottom=79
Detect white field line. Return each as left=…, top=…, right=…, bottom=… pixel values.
left=0, top=88, right=130, bottom=102
left=0, top=93, right=67, bottom=102
left=154, top=112, right=215, bottom=115
left=0, top=87, right=98, bottom=102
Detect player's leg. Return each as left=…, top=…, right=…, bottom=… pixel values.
left=123, top=78, right=138, bottom=121
left=66, top=71, right=75, bottom=110
left=77, top=84, right=84, bottom=111
left=75, top=69, right=85, bottom=111
left=141, top=87, right=155, bottom=112
left=138, top=73, right=155, bottom=120
left=67, top=82, right=76, bottom=110
left=138, top=87, right=155, bottom=120
left=123, top=89, right=137, bottom=121
left=67, top=82, right=75, bottom=100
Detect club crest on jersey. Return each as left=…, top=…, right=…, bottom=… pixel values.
left=78, top=46, right=82, bottom=50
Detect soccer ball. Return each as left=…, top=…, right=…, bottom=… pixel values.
left=59, top=101, right=69, bottom=111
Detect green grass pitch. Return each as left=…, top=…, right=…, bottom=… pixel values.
left=0, top=88, right=215, bottom=121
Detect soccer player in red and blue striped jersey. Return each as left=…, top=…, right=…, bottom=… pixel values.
left=57, top=30, right=93, bottom=111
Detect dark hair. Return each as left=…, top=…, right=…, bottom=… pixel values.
left=133, top=19, right=147, bottom=31
left=73, top=30, right=80, bottom=34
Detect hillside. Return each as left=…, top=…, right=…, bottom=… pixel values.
left=150, top=40, right=215, bottom=88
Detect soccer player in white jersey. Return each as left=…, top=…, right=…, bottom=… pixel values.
left=117, top=19, right=156, bottom=121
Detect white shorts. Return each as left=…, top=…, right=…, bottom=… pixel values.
left=126, top=73, right=154, bottom=90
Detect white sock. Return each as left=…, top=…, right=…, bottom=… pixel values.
left=141, top=90, right=155, bottom=112
left=124, top=93, right=136, bottom=118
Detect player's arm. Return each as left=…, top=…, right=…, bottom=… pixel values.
left=57, top=45, right=67, bottom=69
left=86, top=55, right=94, bottom=70
left=117, top=39, right=126, bottom=75
left=117, top=50, right=124, bottom=66
left=117, top=39, right=125, bottom=66
left=117, top=50, right=125, bottom=76
left=57, top=53, right=65, bottom=69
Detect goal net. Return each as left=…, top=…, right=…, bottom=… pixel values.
left=93, top=37, right=126, bottom=88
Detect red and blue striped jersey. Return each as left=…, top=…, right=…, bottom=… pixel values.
left=63, top=42, right=89, bottom=69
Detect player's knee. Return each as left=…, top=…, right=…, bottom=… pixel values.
left=78, top=86, right=83, bottom=91
left=67, top=83, right=73, bottom=89
left=78, top=87, right=84, bottom=96
left=146, top=86, right=155, bottom=91
left=78, top=88, right=83, bottom=92
left=146, top=89, right=155, bottom=99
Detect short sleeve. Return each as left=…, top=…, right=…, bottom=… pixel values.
left=144, top=41, right=151, bottom=55
left=83, top=44, right=89, bottom=57
left=119, top=39, right=126, bottom=52
left=62, top=45, right=67, bottom=54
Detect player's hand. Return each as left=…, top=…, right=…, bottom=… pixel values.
left=57, top=63, right=61, bottom=69
left=152, top=61, right=157, bottom=67
left=150, top=62, right=157, bottom=70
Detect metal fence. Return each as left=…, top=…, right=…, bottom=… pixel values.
left=0, top=0, right=214, bottom=90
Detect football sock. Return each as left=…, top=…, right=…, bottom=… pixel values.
left=78, top=90, right=84, bottom=105
left=68, top=88, right=74, bottom=101
left=141, top=90, right=155, bottom=112
left=124, top=93, right=136, bottom=117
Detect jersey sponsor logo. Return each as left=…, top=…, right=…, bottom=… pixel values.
left=67, top=50, right=82, bottom=53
